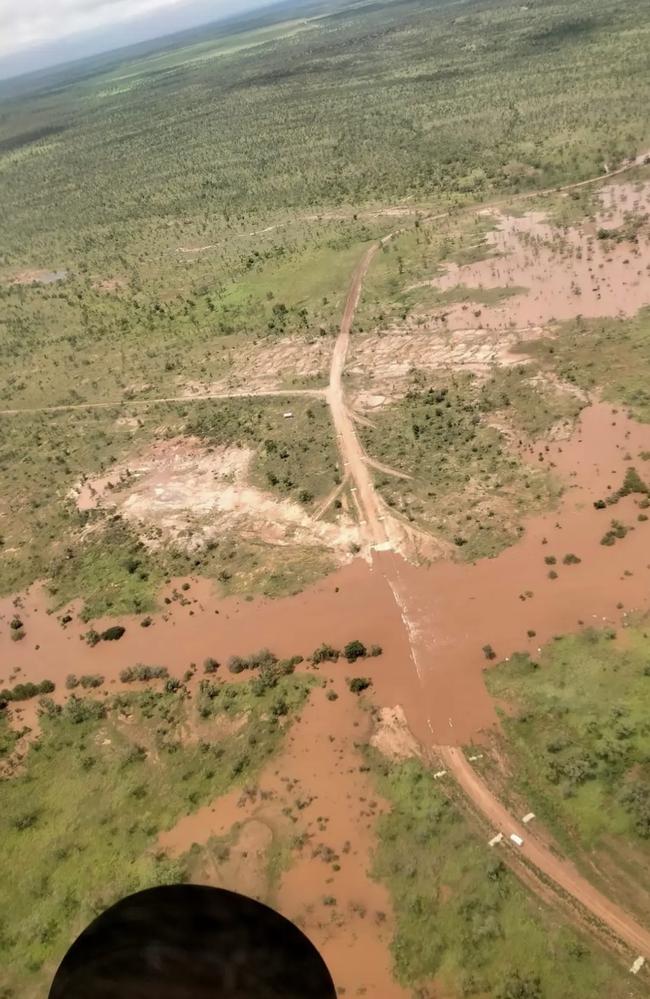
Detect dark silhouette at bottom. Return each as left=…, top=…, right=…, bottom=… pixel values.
left=49, top=884, right=337, bottom=998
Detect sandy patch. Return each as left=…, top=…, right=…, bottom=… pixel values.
left=181, top=336, right=330, bottom=396
left=349, top=326, right=542, bottom=406
left=71, top=438, right=358, bottom=553
left=370, top=705, right=421, bottom=761
left=7, top=268, right=67, bottom=285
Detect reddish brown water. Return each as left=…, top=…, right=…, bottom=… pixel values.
left=431, top=181, right=650, bottom=331
left=159, top=672, right=408, bottom=997
left=3, top=403, right=650, bottom=750
left=4, top=401, right=650, bottom=992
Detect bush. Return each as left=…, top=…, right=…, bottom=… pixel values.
left=311, top=643, right=340, bottom=664
left=101, top=625, right=125, bottom=642
left=0, top=679, right=55, bottom=702
left=593, top=499, right=606, bottom=509
left=369, top=644, right=383, bottom=657
left=482, top=644, right=496, bottom=661
left=344, top=640, right=367, bottom=662
left=63, top=695, right=106, bottom=724
left=497, top=972, right=542, bottom=999
left=9, top=616, right=23, bottom=631
left=80, top=674, right=104, bottom=689
left=562, top=553, right=581, bottom=565
left=227, top=656, right=246, bottom=674
left=84, top=628, right=100, bottom=646
left=348, top=677, right=372, bottom=694
left=119, top=664, right=168, bottom=683
left=203, top=657, right=219, bottom=674
left=65, top=674, right=79, bottom=690
left=620, top=781, right=650, bottom=837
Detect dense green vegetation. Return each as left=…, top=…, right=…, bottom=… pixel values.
left=359, top=371, right=562, bottom=559
left=369, top=753, right=645, bottom=998
left=0, top=673, right=312, bottom=995
left=486, top=625, right=650, bottom=921
left=1, top=0, right=648, bottom=265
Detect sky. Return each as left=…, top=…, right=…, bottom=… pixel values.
left=0, top=0, right=276, bottom=79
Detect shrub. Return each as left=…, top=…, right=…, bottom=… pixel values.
left=326, top=690, right=338, bottom=701
left=101, top=625, right=125, bottom=642
left=227, top=655, right=246, bottom=674
left=140, top=616, right=153, bottom=628
left=311, top=643, right=340, bottom=664
left=369, top=644, right=383, bottom=657
left=562, top=553, right=581, bottom=565
left=65, top=674, right=79, bottom=690
left=203, top=657, right=219, bottom=674
left=84, top=628, right=100, bottom=646
left=593, top=499, right=606, bottom=509
left=620, top=781, right=650, bottom=838
left=348, top=677, right=372, bottom=694
left=543, top=555, right=556, bottom=565
left=80, top=674, right=104, bottom=689
left=344, top=640, right=367, bottom=662
left=119, top=664, right=168, bottom=683
left=63, top=696, right=106, bottom=724
left=0, top=679, right=55, bottom=702
left=482, top=644, right=496, bottom=661
left=9, top=616, right=23, bottom=631
left=548, top=570, right=558, bottom=580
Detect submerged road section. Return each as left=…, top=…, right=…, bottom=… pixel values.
left=326, top=188, right=650, bottom=963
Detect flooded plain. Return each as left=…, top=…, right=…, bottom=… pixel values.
left=426, top=180, right=650, bottom=331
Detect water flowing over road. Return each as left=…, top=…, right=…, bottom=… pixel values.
left=325, top=176, right=650, bottom=962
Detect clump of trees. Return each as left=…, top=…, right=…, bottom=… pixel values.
left=600, top=520, right=629, bottom=546
left=0, top=679, right=55, bottom=702
left=119, top=664, right=168, bottom=682
left=310, top=640, right=382, bottom=664
left=65, top=674, right=104, bottom=690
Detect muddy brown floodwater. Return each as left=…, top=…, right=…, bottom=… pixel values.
left=4, top=401, right=650, bottom=989
left=4, top=401, right=647, bottom=748
left=428, top=180, right=650, bottom=332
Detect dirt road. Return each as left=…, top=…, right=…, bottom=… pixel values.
left=0, top=387, right=325, bottom=417
left=326, top=241, right=391, bottom=550
left=326, top=182, right=650, bottom=963
left=438, top=747, right=650, bottom=958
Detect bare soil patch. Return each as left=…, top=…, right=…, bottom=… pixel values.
left=181, top=336, right=330, bottom=396
left=72, top=438, right=358, bottom=554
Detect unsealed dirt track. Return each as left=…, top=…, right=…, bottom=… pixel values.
left=325, top=168, right=650, bottom=962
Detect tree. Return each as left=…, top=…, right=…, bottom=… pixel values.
left=344, top=640, right=367, bottom=662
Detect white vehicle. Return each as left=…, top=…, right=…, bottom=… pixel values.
left=510, top=833, right=524, bottom=847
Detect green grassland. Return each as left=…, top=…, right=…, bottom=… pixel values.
left=485, top=625, right=650, bottom=922
left=1, top=0, right=648, bottom=267
left=518, top=307, right=650, bottom=422
left=369, top=753, right=646, bottom=999
left=358, top=371, right=565, bottom=559
left=0, top=672, right=313, bottom=997
left=0, top=396, right=339, bottom=612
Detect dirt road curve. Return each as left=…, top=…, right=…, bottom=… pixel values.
left=438, top=747, right=650, bottom=958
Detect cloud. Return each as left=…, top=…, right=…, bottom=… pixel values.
left=0, top=0, right=197, bottom=57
